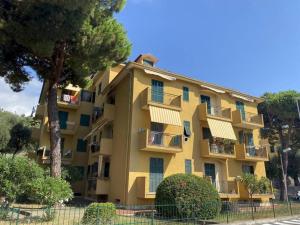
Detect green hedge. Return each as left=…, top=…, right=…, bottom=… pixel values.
left=81, top=203, right=116, bottom=225
left=155, top=174, right=221, bottom=219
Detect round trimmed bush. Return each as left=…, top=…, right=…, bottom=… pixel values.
left=81, top=203, right=116, bottom=225
left=155, top=174, right=221, bottom=219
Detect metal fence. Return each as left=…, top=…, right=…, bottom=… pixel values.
left=1, top=200, right=300, bottom=225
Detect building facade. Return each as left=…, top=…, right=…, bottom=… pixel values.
left=34, top=54, right=273, bottom=205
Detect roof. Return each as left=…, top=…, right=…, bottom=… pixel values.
left=103, top=61, right=264, bottom=103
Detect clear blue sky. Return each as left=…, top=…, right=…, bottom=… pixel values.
left=1, top=0, right=300, bottom=115
left=118, top=0, right=300, bottom=96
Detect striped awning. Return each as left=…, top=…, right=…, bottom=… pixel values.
left=207, top=118, right=236, bottom=140
left=149, top=106, right=181, bottom=126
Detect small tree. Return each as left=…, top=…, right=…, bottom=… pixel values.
left=0, top=156, right=44, bottom=204
left=7, top=123, right=32, bottom=158
left=30, top=177, right=73, bottom=220
left=241, top=174, right=271, bottom=219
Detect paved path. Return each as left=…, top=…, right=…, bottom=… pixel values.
left=261, top=218, right=300, bottom=225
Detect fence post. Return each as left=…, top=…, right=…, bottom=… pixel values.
left=15, top=208, right=20, bottom=225
left=289, top=201, right=293, bottom=216
left=151, top=206, right=154, bottom=225
left=226, top=202, right=229, bottom=224
left=271, top=199, right=276, bottom=219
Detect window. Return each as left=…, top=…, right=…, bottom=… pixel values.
left=183, top=87, right=189, bottom=102
left=202, top=127, right=212, bottom=140
left=149, top=158, right=164, bottom=192
left=151, top=80, right=164, bottom=103
left=204, top=163, right=216, bottom=186
left=98, top=82, right=102, bottom=95
left=185, top=159, right=192, bottom=174
left=58, top=111, right=68, bottom=129
left=183, top=121, right=191, bottom=137
left=103, top=161, right=110, bottom=178
left=236, top=101, right=246, bottom=120
left=143, top=59, right=154, bottom=67
left=201, top=95, right=211, bottom=114
left=242, top=165, right=254, bottom=174
left=81, top=90, right=93, bottom=102
left=77, top=139, right=87, bottom=152
left=80, top=114, right=90, bottom=127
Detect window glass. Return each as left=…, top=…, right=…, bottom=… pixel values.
left=77, top=139, right=87, bottom=152
left=81, top=90, right=92, bottom=102
left=185, top=159, right=192, bottom=174
left=183, top=121, right=191, bottom=137
left=183, top=87, right=189, bottom=101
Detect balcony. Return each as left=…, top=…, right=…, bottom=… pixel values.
left=232, top=110, right=264, bottom=129
left=200, top=139, right=236, bottom=159
left=204, top=177, right=240, bottom=199
left=139, top=129, right=183, bottom=154
left=141, top=87, right=182, bottom=111
left=236, top=144, right=269, bottom=161
left=92, top=104, right=115, bottom=126
left=57, top=94, right=80, bottom=110
left=90, top=138, right=113, bottom=156
left=136, top=177, right=156, bottom=199
left=199, top=103, right=232, bottom=122
left=46, top=121, right=77, bottom=135
left=96, top=179, right=110, bottom=195
left=238, top=182, right=274, bottom=199
left=37, top=148, right=72, bottom=165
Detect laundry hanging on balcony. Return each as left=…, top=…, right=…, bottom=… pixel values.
left=149, top=106, right=181, bottom=126
left=207, top=118, right=237, bottom=140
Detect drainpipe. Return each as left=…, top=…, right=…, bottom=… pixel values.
left=123, top=70, right=134, bottom=205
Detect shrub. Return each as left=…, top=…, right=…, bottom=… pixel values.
left=0, top=156, right=44, bottom=203
left=81, top=203, right=116, bottom=225
left=31, top=177, right=73, bottom=207
left=155, top=174, right=221, bottom=220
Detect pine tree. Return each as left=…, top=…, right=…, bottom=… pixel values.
left=0, top=0, right=131, bottom=177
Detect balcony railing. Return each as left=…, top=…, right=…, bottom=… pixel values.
left=139, top=129, right=183, bottom=153
left=58, top=94, right=80, bottom=105
left=199, top=103, right=232, bottom=121
left=148, top=131, right=182, bottom=148
left=245, top=145, right=268, bottom=158
left=232, top=110, right=264, bottom=129
left=92, top=104, right=115, bottom=124
left=236, top=144, right=269, bottom=161
left=200, top=139, right=235, bottom=159
left=141, top=88, right=182, bottom=110
left=38, top=148, right=72, bottom=164
left=204, top=177, right=239, bottom=198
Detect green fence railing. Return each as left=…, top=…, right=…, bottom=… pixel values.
left=1, top=200, right=300, bottom=225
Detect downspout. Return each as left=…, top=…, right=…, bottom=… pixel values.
left=124, top=70, right=134, bottom=204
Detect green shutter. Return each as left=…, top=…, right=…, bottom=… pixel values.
left=149, top=158, right=164, bottom=192
left=201, top=95, right=211, bottom=114
left=151, top=80, right=164, bottom=103
left=185, top=159, right=192, bottom=174
left=80, top=114, right=90, bottom=127
left=58, top=111, right=68, bottom=129
left=236, top=101, right=246, bottom=120
left=183, top=87, right=189, bottom=101
left=184, top=121, right=191, bottom=137
left=77, top=139, right=87, bottom=152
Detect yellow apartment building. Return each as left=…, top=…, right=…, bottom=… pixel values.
left=34, top=54, right=273, bottom=205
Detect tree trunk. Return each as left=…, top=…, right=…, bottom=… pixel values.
left=47, top=82, right=61, bottom=177
left=47, top=41, right=66, bottom=178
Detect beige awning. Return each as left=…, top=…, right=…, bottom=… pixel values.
left=201, top=85, right=226, bottom=94
left=231, top=93, right=254, bottom=102
left=149, top=106, right=181, bottom=126
left=207, top=118, right=237, bottom=140
left=144, top=69, right=176, bottom=81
